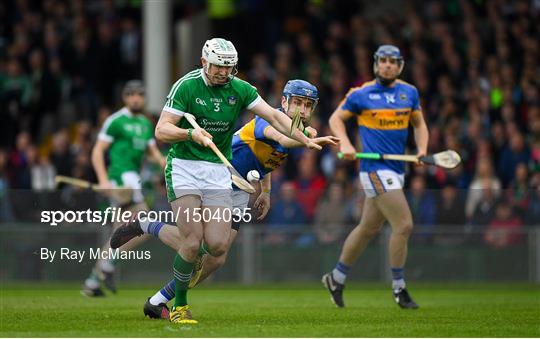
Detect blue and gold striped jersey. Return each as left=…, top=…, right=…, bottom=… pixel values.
left=341, top=79, right=422, bottom=174
left=231, top=114, right=290, bottom=179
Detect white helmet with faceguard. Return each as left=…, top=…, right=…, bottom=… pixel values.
left=202, top=38, right=239, bottom=83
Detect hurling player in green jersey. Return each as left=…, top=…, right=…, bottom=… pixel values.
left=152, top=38, right=326, bottom=324
left=82, top=81, right=166, bottom=297
left=109, top=80, right=338, bottom=320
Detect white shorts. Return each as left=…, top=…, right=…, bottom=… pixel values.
left=360, top=170, right=405, bottom=198
left=110, top=171, right=144, bottom=205
left=166, top=158, right=232, bottom=208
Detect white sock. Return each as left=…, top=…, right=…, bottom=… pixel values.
left=99, top=260, right=115, bottom=273
left=332, top=268, right=347, bottom=284
left=139, top=218, right=150, bottom=233
left=392, top=279, right=406, bottom=291
left=84, top=278, right=100, bottom=289
left=149, top=291, right=169, bottom=306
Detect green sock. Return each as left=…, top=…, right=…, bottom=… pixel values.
left=173, top=253, right=194, bottom=307
left=88, top=269, right=101, bottom=283
left=198, top=242, right=209, bottom=256
left=84, top=269, right=101, bottom=289
left=89, top=269, right=100, bottom=280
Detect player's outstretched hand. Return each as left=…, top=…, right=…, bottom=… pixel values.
left=312, top=136, right=340, bottom=147
left=305, top=126, right=318, bottom=138
left=305, top=140, right=323, bottom=150
left=192, top=128, right=213, bottom=147
left=339, top=144, right=357, bottom=161
left=254, top=192, right=271, bottom=220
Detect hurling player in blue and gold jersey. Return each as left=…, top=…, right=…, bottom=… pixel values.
left=322, top=45, right=429, bottom=309
left=230, top=79, right=337, bottom=220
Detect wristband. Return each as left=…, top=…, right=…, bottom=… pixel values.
left=262, top=188, right=271, bottom=194
left=303, top=128, right=310, bottom=137
left=187, top=128, right=193, bottom=141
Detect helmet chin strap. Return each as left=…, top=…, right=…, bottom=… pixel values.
left=203, top=64, right=222, bottom=86
left=203, top=63, right=237, bottom=86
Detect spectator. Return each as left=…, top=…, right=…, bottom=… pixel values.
left=525, top=185, right=540, bottom=226
left=27, top=48, right=61, bottom=142
left=313, top=183, right=348, bottom=244
left=49, top=129, right=74, bottom=178
left=497, top=132, right=530, bottom=187
left=119, top=18, right=142, bottom=81
left=470, top=179, right=499, bottom=228
left=466, top=157, right=502, bottom=220
left=7, top=131, right=32, bottom=189
left=435, top=181, right=467, bottom=245
left=0, top=149, right=15, bottom=222
left=266, top=181, right=307, bottom=245
left=506, top=163, right=531, bottom=218
left=528, top=111, right=540, bottom=174
left=72, top=151, right=93, bottom=183
left=1, top=59, right=31, bottom=145
left=71, top=120, right=94, bottom=156
left=437, top=182, right=466, bottom=226
left=484, top=202, right=524, bottom=249
left=292, top=151, right=326, bottom=222
left=94, top=21, right=119, bottom=106
left=30, top=149, right=56, bottom=191
left=407, top=175, right=437, bottom=244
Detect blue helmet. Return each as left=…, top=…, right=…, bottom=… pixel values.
left=374, top=45, right=403, bottom=64
left=283, top=79, right=319, bottom=102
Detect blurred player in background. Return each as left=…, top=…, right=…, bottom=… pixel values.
left=322, top=45, right=429, bottom=309
left=112, top=38, right=327, bottom=325
left=109, top=79, right=338, bottom=319
left=82, top=80, right=166, bottom=297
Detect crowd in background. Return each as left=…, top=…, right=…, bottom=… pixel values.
left=1, top=0, right=539, bottom=249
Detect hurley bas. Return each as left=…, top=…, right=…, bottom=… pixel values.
left=40, top=248, right=151, bottom=263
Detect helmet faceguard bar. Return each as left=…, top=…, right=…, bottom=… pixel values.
left=374, top=55, right=403, bottom=65
left=284, top=95, right=319, bottom=126
left=285, top=94, right=319, bottom=112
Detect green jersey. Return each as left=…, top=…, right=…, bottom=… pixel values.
left=97, top=107, right=155, bottom=182
left=162, top=68, right=260, bottom=163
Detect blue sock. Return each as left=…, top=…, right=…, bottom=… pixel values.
left=391, top=267, right=405, bottom=290
left=147, top=222, right=164, bottom=237
left=149, top=279, right=176, bottom=305
left=332, top=261, right=351, bottom=284
left=391, top=267, right=404, bottom=280
left=160, top=279, right=176, bottom=300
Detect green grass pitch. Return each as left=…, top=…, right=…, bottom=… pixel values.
left=1, top=282, right=538, bottom=337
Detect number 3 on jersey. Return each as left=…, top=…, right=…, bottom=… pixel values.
left=213, top=102, right=220, bottom=112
